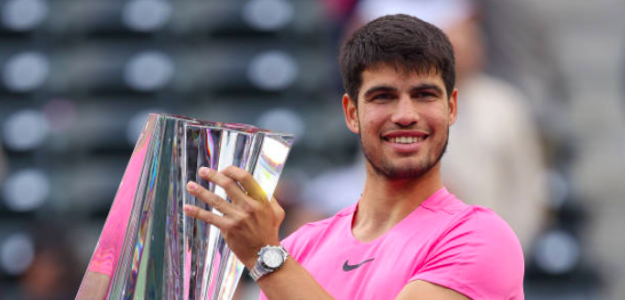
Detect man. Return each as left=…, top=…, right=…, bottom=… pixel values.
left=354, top=0, right=547, bottom=251
left=305, top=0, right=547, bottom=252
left=185, top=14, right=524, bottom=299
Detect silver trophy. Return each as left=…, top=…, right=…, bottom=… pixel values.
left=76, top=113, right=294, bottom=300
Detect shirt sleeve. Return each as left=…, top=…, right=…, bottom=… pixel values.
left=410, top=207, right=525, bottom=299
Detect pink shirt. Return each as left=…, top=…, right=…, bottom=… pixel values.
left=261, top=188, right=524, bottom=300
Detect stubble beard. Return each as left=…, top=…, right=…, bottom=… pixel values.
left=360, top=127, right=449, bottom=180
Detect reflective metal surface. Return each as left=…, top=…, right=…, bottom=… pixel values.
left=78, top=114, right=293, bottom=300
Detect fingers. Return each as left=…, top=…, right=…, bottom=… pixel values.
left=183, top=204, right=230, bottom=229
left=187, top=181, right=237, bottom=215
left=198, top=167, right=249, bottom=204
left=221, top=166, right=268, bottom=202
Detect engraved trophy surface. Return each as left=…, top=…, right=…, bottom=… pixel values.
left=76, top=113, right=294, bottom=300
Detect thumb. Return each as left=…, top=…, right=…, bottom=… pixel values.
left=270, top=197, right=286, bottom=223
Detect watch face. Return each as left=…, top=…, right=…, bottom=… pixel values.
left=262, top=248, right=284, bottom=269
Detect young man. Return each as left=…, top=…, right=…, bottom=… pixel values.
left=185, top=14, right=524, bottom=299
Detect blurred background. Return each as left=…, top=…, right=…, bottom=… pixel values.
left=0, top=0, right=624, bottom=299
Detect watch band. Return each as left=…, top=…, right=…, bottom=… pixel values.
left=249, top=245, right=288, bottom=282
left=249, top=260, right=270, bottom=282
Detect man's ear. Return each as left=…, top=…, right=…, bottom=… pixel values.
left=448, top=88, right=458, bottom=126
left=342, top=94, right=359, bottom=134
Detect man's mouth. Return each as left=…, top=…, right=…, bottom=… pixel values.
left=384, top=136, right=426, bottom=144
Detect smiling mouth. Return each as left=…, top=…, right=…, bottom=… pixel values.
left=384, top=136, right=426, bottom=144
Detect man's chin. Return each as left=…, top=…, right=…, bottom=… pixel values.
left=372, top=161, right=433, bottom=180
left=385, top=167, right=430, bottom=180
left=362, top=135, right=448, bottom=180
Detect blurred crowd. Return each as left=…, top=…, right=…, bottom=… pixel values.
left=0, top=0, right=624, bottom=299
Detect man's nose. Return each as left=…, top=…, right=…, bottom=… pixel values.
left=390, top=95, right=419, bottom=127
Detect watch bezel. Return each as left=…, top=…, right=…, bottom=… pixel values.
left=250, top=245, right=288, bottom=282
left=258, top=245, right=288, bottom=269
left=260, top=247, right=286, bottom=269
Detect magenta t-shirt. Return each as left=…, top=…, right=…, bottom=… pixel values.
left=260, top=188, right=524, bottom=300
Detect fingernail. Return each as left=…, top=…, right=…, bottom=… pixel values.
left=187, top=182, right=198, bottom=190
left=199, top=167, right=209, bottom=176
left=184, top=205, right=193, bottom=213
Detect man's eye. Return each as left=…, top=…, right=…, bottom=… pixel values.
left=373, top=93, right=393, bottom=100
left=415, top=92, right=436, bottom=100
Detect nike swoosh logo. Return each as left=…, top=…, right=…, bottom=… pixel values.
left=343, top=258, right=375, bottom=272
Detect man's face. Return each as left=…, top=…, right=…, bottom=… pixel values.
left=342, top=64, right=457, bottom=179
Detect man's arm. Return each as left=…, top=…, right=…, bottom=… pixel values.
left=255, top=258, right=335, bottom=300
left=184, top=166, right=474, bottom=300
left=396, top=281, right=470, bottom=300
left=257, top=260, right=470, bottom=300
left=258, top=260, right=470, bottom=300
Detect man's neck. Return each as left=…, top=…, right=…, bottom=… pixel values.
left=351, top=162, right=443, bottom=242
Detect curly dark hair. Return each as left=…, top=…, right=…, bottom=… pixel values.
left=339, top=14, right=456, bottom=102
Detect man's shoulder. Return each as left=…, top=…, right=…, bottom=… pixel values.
left=463, top=206, right=519, bottom=236
left=423, top=200, right=524, bottom=259
left=413, top=205, right=525, bottom=299
left=431, top=190, right=517, bottom=236
left=442, top=204, right=522, bottom=244
left=434, top=204, right=525, bottom=273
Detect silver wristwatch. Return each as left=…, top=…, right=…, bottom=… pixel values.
left=249, top=245, right=288, bottom=282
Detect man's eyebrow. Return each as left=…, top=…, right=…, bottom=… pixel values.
left=410, top=84, right=444, bottom=95
left=363, top=85, right=398, bottom=98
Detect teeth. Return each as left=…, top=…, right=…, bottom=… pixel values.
left=388, top=136, right=423, bottom=144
